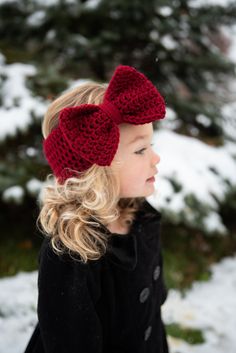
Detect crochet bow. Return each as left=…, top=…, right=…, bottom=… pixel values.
left=43, top=65, right=166, bottom=182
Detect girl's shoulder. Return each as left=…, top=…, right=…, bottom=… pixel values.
left=136, top=199, right=162, bottom=223
left=38, top=236, right=101, bottom=287
left=37, top=199, right=161, bottom=273
left=38, top=236, right=90, bottom=273
left=37, top=236, right=102, bottom=306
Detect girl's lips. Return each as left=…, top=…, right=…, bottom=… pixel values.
left=146, top=176, right=155, bottom=182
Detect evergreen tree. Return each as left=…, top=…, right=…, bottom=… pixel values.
left=0, top=0, right=236, bottom=237
left=0, top=0, right=235, bottom=137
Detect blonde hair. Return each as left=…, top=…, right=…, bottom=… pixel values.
left=38, top=82, right=144, bottom=263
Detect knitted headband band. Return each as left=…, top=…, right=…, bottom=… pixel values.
left=43, top=65, right=166, bottom=183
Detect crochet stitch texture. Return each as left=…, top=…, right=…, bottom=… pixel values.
left=43, top=65, right=166, bottom=183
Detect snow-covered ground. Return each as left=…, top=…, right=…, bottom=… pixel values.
left=0, top=272, right=38, bottom=353
left=163, top=256, right=236, bottom=353
left=0, top=255, right=236, bottom=353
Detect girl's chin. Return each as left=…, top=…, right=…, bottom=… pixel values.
left=119, top=185, right=155, bottom=198
left=145, top=184, right=156, bottom=196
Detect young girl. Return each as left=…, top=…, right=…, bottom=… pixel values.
left=24, top=65, right=169, bottom=353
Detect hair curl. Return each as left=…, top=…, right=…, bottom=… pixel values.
left=37, top=82, right=144, bottom=263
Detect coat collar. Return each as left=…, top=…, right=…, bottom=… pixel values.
left=104, top=200, right=161, bottom=271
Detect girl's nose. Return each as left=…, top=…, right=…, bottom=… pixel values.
left=152, top=151, right=160, bottom=166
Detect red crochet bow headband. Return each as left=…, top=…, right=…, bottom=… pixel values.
left=43, top=65, right=166, bottom=183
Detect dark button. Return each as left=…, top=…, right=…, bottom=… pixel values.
left=139, top=287, right=150, bottom=303
left=144, top=325, right=152, bottom=341
left=137, top=225, right=142, bottom=233
left=153, top=265, right=160, bottom=281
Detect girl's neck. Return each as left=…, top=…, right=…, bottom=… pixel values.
left=106, top=219, right=130, bottom=235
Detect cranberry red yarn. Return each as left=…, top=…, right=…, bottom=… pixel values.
left=43, top=65, right=166, bottom=183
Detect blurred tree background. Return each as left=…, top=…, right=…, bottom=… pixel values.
left=0, top=0, right=236, bottom=290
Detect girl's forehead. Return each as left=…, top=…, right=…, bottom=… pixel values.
left=119, top=123, right=153, bottom=142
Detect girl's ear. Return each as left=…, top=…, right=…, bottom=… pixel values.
left=111, top=157, right=123, bottom=171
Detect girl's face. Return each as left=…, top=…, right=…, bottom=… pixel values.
left=111, top=122, right=160, bottom=198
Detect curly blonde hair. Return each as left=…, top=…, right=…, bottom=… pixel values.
left=37, top=81, right=145, bottom=263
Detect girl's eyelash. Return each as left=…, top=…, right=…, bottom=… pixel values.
left=135, top=148, right=146, bottom=155
left=135, top=143, right=154, bottom=155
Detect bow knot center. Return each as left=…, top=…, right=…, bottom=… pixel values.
left=99, top=100, right=123, bottom=124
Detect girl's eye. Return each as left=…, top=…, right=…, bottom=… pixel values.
left=135, top=148, right=146, bottom=155
left=135, top=144, right=154, bottom=155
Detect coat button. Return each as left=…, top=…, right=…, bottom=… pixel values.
left=139, top=287, right=150, bottom=303
left=137, top=225, right=142, bottom=233
left=144, top=325, right=152, bottom=341
left=153, top=265, right=160, bottom=281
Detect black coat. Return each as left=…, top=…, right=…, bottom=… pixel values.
left=24, top=200, right=169, bottom=353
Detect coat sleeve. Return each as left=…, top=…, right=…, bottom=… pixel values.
left=37, top=239, right=103, bottom=353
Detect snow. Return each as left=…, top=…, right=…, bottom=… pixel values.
left=161, top=107, right=181, bottom=130
left=1, top=52, right=236, bottom=233
left=0, top=256, right=235, bottom=353
left=0, top=2, right=235, bottom=352
left=148, top=129, right=236, bottom=234
left=1, top=0, right=232, bottom=8
left=157, top=6, right=173, bottom=17
left=149, top=30, right=159, bottom=42
left=190, top=0, right=235, bottom=7
left=0, top=60, right=45, bottom=141
left=161, top=35, right=178, bottom=50
left=26, top=178, right=44, bottom=197
left=0, top=0, right=100, bottom=7
left=0, top=0, right=16, bottom=3
left=0, top=0, right=70, bottom=5
left=2, top=186, right=24, bottom=204
left=196, top=114, right=211, bottom=127
left=0, top=272, right=38, bottom=353
left=83, top=0, right=101, bottom=10
left=2, top=180, right=45, bottom=205
left=221, top=25, right=236, bottom=64
left=26, top=11, right=46, bottom=27
left=0, top=1, right=236, bottom=236
left=25, top=147, right=38, bottom=158
left=162, top=256, right=236, bottom=353
left=221, top=101, right=236, bottom=141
